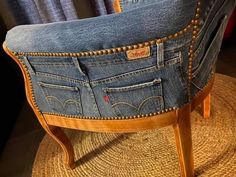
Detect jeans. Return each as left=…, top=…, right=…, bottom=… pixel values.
left=5, top=0, right=236, bottom=119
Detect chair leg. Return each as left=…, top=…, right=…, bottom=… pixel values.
left=173, top=104, right=194, bottom=177
left=45, top=125, right=75, bottom=169
left=202, top=94, right=211, bottom=119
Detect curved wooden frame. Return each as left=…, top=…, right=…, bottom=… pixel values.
left=3, top=42, right=213, bottom=177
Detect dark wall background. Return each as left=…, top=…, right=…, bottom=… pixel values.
left=0, top=16, right=24, bottom=153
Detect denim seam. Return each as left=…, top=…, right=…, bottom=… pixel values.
left=36, top=71, right=87, bottom=85
left=194, top=0, right=226, bottom=57
left=31, top=63, right=73, bottom=66
left=103, top=78, right=161, bottom=92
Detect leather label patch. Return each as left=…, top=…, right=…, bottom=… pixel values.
left=126, top=47, right=150, bottom=60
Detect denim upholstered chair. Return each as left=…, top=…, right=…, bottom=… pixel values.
left=3, top=0, right=235, bottom=176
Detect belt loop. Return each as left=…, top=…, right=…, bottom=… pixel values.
left=72, top=57, right=86, bottom=76
left=23, top=56, right=35, bottom=75
left=156, top=42, right=164, bottom=67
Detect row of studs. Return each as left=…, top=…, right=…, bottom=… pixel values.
left=13, top=25, right=192, bottom=57
left=43, top=107, right=177, bottom=120
left=188, top=1, right=201, bottom=101
left=19, top=59, right=40, bottom=112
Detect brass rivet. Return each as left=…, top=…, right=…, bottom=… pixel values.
left=144, top=42, right=149, bottom=46
left=92, top=51, right=97, bottom=55
left=133, top=45, right=138, bottom=49
left=150, top=40, right=155, bottom=45
left=127, top=45, right=133, bottom=50
left=122, top=46, right=127, bottom=51
left=156, top=39, right=162, bottom=43
left=163, top=37, right=168, bottom=41
left=107, top=49, right=112, bottom=54
left=117, top=48, right=122, bottom=52
left=138, top=43, right=145, bottom=48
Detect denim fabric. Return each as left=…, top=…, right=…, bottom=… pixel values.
left=4, top=0, right=236, bottom=118
left=6, top=1, right=197, bottom=53
left=0, top=0, right=78, bottom=28
left=120, top=0, right=160, bottom=11
left=191, top=0, right=236, bottom=96
left=91, top=0, right=115, bottom=15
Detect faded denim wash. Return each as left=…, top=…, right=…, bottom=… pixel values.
left=5, top=0, right=236, bottom=119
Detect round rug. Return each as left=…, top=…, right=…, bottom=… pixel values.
left=32, top=74, right=236, bottom=177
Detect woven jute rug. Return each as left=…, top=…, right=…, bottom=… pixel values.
left=32, top=74, right=236, bottom=177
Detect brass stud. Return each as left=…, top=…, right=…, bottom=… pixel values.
left=144, top=42, right=150, bottom=46
left=156, top=39, right=162, bottom=43
left=196, top=8, right=200, bottom=13
left=168, top=35, right=173, bottom=39
left=97, top=51, right=102, bottom=55
left=111, top=48, right=116, bottom=53
left=127, top=45, right=133, bottom=50
left=138, top=43, right=145, bottom=48
left=122, top=46, right=127, bottom=51
left=117, top=47, right=122, bottom=52
left=133, top=45, right=138, bottom=49
left=149, top=113, right=154, bottom=116
left=174, top=33, right=178, bottom=37
left=89, top=51, right=93, bottom=56
left=107, top=49, right=112, bottom=54
left=162, top=37, right=168, bottom=41
left=150, top=40, right=156, bottom=45
left=80, top=52, right=85, bottom=57
left=179, top=30, right=183, bottom=35
left=102, top=50, right=108, bottom=54
left=194, top=19, right=199, bottom=25
left=93, top=51, right=98, bottom=55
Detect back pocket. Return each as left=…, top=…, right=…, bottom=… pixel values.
left=103, top=79, right=164, bottom=117
left=38, top=82, right=82, bottom=115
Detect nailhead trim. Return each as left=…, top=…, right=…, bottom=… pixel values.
left=187, top=1, right=201, bottom=101
left=43, top=107, right=177, bottom=120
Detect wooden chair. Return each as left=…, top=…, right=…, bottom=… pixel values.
left=3, top=41, right=212, bottom=177
left=3, top=1, right=223, bottom=176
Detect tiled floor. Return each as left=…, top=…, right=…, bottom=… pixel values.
left=0, top=40, right=235, bottom=177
